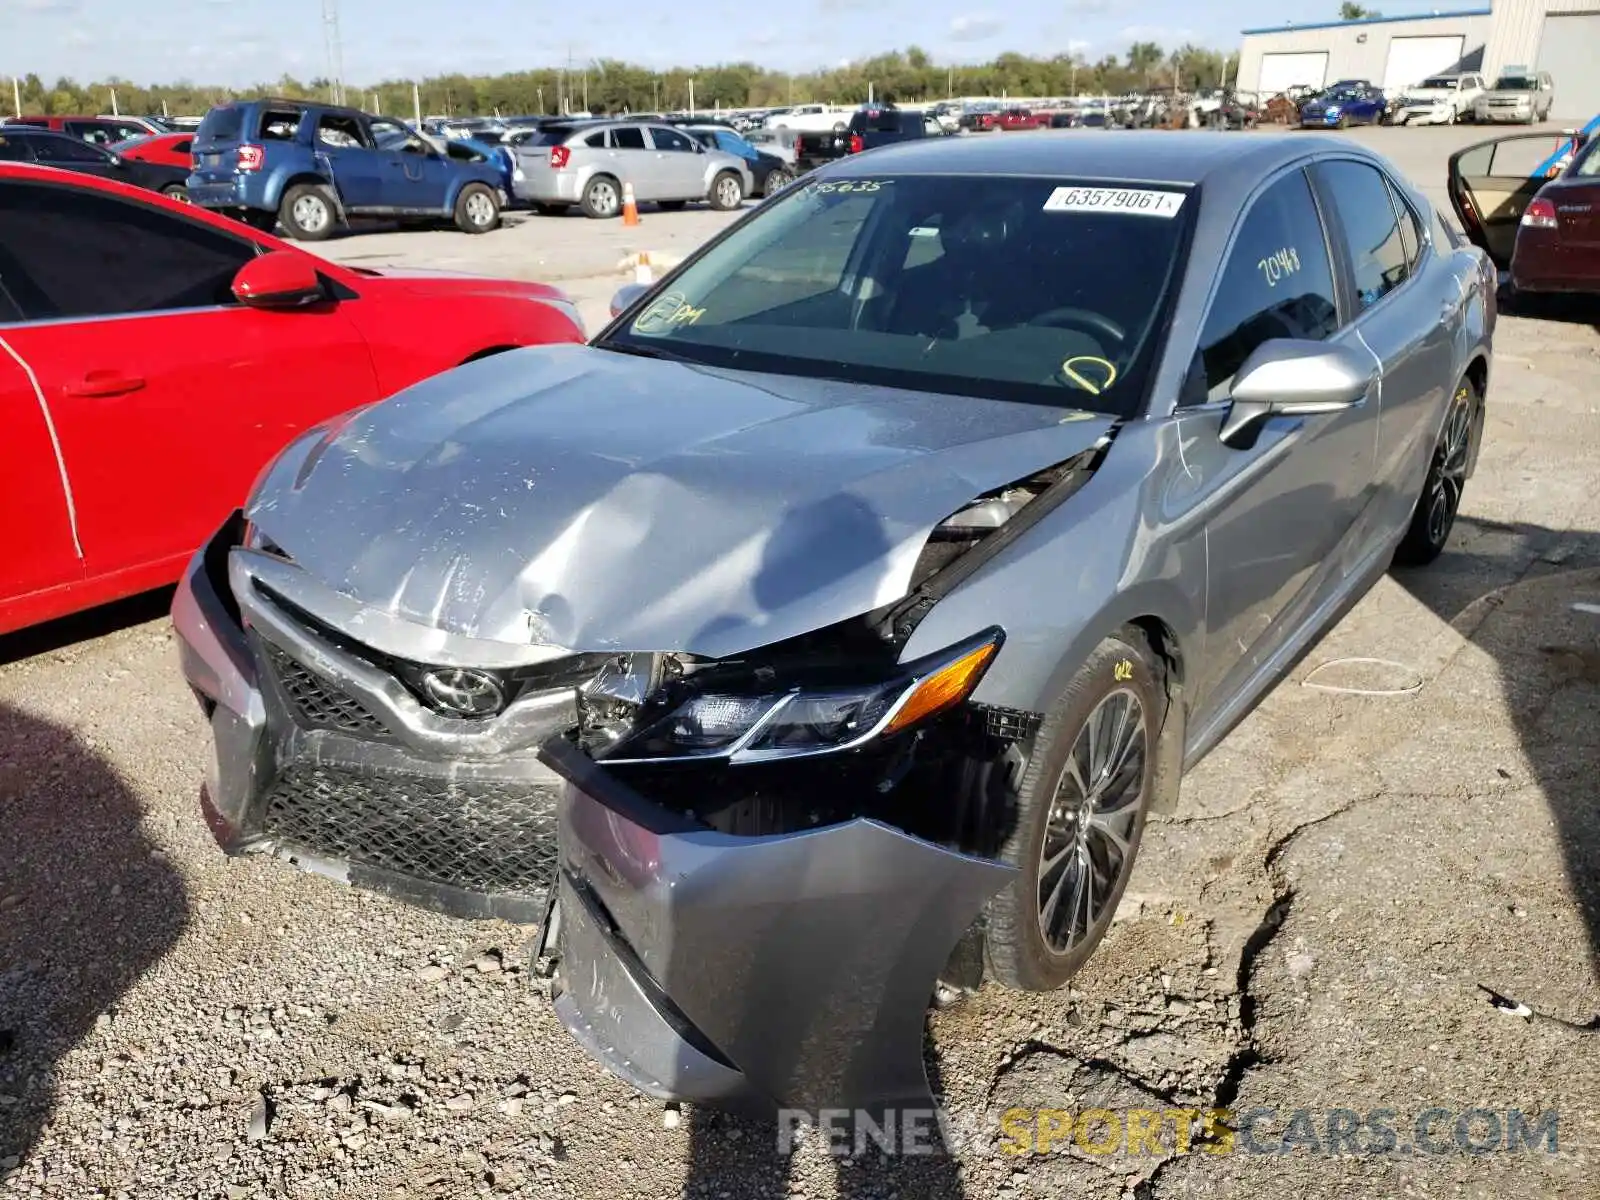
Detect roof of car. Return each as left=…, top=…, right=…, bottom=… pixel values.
left=835, top=131, right=1336, bottom=187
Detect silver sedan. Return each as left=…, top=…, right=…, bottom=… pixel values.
left=174, top=132, right=1494, bottom=1120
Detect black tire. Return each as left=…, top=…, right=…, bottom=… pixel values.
left=657, top=199, right=688, bottom=212
left=161, top=183, right=190, bottom=203
left=762, top=167, right=794, bottom=196
left=454, top=182, right=500, bottom=234
left=984, top=630, right=1169, bottom=992
left=1394, top=378, right=1478, bottom=567
left=708, top=170, right=744, bottom=212
left=581, top=174, right=621, bottom=219
left=278, top=183, right=338, bottom=241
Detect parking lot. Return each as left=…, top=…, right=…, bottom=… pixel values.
left=2, top=124, right=1598, bottom=1200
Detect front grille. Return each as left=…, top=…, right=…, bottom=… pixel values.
left=261, top=763, right=559, bottom=898
left=262, top=641, right=391, bottom=738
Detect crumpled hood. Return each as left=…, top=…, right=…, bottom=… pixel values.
left=248, top=343, right=1112, bottom=659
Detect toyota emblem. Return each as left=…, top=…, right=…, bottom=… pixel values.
left=419, top=668, right=505, bottom=718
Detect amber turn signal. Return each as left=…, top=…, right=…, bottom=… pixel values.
left=884, top=639, right=1000, bottom=735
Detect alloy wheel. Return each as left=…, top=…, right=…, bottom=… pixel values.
left=1425, top=388, right=1473, bottom=547
left=590, top=181, right=618, bottom=215
left=293, top=194, right=330, bottom=232
left=717, top=176, right=742, bottom=207
left=1037, top=689, right=1147, bottom=954
left=465, top=191, right=495, bottom=227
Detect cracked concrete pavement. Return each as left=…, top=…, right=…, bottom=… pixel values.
left=2, top=127, right=1598, bottom=1199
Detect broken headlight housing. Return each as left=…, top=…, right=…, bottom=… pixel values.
left=598, top=628, right=1002, bottom=765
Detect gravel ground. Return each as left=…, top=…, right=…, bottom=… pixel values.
left=3, top=127, right=1598, bottom=1199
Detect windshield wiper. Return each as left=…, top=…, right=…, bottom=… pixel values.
left=595, top=340, right=699, bottom=364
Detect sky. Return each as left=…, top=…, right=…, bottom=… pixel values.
left=2, top=0, right=1461, bottom=88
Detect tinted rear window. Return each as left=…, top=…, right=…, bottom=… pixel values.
left=197, top=105, right=244, bottom=143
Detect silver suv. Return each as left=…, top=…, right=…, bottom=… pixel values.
left=510, top=119, right=752, bottom=218
left=1474, top=69, right=1556, bottom=124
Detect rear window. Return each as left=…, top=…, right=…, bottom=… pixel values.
left=260, top=109, right=303, bottom=141
left=196, top=105, right=244, bottom=143
left=601, top=173, right=1195, bottom=416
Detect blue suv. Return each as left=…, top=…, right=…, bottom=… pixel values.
left=187, top=99, right=507, bottom=239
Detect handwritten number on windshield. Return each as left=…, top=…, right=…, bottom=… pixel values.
left=811, top=180, right=889, bottom=195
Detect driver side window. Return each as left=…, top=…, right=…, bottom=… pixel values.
left=1188, top=169, right=1340, bottom=402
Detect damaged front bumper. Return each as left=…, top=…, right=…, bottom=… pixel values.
left=173, top=513, right=573, bottom=922
left=177, top=513, right=1028, bottom=1117
left=538, top=736, right=1017, bottom=1118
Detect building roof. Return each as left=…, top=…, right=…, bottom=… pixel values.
left=1242, top=8, right=1490, bottom=36
left=838, top=131, right=1325, bottom=188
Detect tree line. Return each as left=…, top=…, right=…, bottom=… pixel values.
left=9, top=43, right=1241, bottom=119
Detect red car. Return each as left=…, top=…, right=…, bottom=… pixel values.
left=1447, top=129, right=1600, bottom=295
left=5, top=114, right=159, bottom=146
left=997, top=107, right=1046, bottom=131
left=111, top=130, right=196, bottom=171
left=0, top=163, right=586, bottom=636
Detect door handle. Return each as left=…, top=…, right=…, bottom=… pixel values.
left=64, top=371, right=145, bottom=398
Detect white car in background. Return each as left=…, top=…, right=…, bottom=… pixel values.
left=762, top=103, right=852, bottom=134
left=1390, top=73, right=1486, bottom=125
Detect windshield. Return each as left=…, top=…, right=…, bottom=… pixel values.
left=1418, top=78, right=1456, bottom=90
left=598, top=173, right=1194, bottom=416
left=1493, top=76, right=1535, bottom=90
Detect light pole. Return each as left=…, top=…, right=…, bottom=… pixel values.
left=321, top=0, right=346, bottom=106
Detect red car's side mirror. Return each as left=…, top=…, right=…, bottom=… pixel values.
left=232, top=251, right=326, bottom=309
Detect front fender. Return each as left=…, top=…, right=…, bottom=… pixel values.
left=443, top=167, right=504, bottom=211
left=897, top=417, right=1205, bottom=720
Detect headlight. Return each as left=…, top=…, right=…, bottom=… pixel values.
left=600, top=629, right=1002, bottom=765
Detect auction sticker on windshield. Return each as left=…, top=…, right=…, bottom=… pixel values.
left=1043, top=187, right=1186, bottom=217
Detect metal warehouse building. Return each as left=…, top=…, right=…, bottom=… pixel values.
left=1236, top=1, right=1600, bottom=120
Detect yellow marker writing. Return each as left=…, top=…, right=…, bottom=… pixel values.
left=1061, top=356, right=1118, bottom=395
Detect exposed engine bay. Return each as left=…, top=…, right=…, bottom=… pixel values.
left=564, top=441, right=1108, bottom=851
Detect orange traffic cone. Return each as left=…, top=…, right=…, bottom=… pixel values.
left=622, top=181, right=640, bottom=226
left=634, top=252, right=653, bottom=285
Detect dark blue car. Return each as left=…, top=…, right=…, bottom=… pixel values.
left=1299, top=80, right=1387, bottom=129
left=187, top=99, right=507, bottom=239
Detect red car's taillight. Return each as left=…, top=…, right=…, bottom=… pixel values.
left=236, top=144, right=265, bottom=172
left=848, top=133, right=864, bottom=154
left=549, top=144, right=571, bottom=169
left=1521, top=197, right=1559, bottom=229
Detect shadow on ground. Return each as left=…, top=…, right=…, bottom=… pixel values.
left=0, top=587, right=174, bottom=669
left=681, top=1039, right=969, bottom=1198
left=1393, top=513, right=1600, bottom=990
left=0, top=700, right=190, bottom=1168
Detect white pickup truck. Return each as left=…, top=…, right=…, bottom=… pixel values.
left=761, top=104, right=853, bottom=134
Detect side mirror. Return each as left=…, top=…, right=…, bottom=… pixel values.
left=1219, top=339, right=1375, bottom=449
left=231, top=251, right=327, bottom=309
left=609, top=282, right=651, bottom=319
